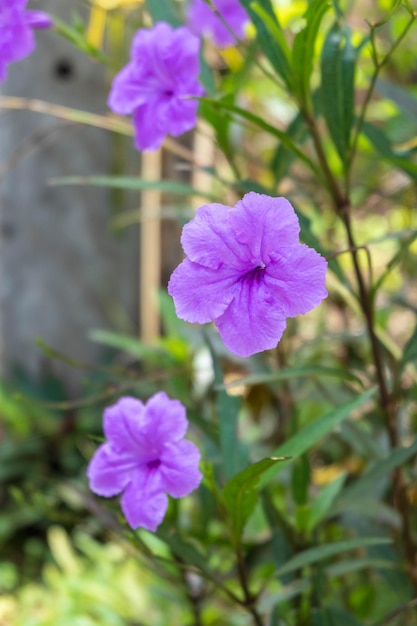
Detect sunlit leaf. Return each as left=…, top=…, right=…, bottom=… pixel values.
left=292, top=0, right=331, bottom=106
left=239, top=0, right=292, bottom=88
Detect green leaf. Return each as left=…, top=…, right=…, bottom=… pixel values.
left=271, top=111, right=307, bottom=182
left=205, top=332, right=245, bottom=480
left=307, top=473, right=346, bottom=532
left=327, top=557, right=399, bottom=578
left=334, top=436, right=417, bottom=511
left=217, top=365, right=363, bottom=390
left=52, top=15, right=107, bottom=63
left=292, top=0, right=331, bottom=106
left=362, top=122, right=417, bottom=182
left=239, top=0, right=292, bottom=88
left=276, top=537, right=392, bottom=576
left=401, top=324, right=417, bottom=368
left=89, top=329, right=146, bottom=353
left=248, top=2, right=292, bottom=88
left=376, top=78, right=417, bottom=121
left=292, top=454, right=311, bottom=506
left=313, top=607, right=363, bottom=626
left=260, top=388, right=376, bottom=488
left=49, top=176, right=218, bottom=201
left=320, top=24, right=357, bottom=165
left=372, top=230, right=417, bottom=296
left=145, top=0, right=181, bottom=26
left=200, top=98, right=321, bottom=177
left=223, top=457, right=289, bottom=544
left=156, top=529, right=217, bottom=583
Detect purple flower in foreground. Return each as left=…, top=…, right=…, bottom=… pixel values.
left=0, top=0, right=53, bottom=82
left=87, top=393, right=202, bottom=532
left=187, top=0, right=249, bottom=48
left=168, top=193, right=328, bottom=358
left=108, top=22, right=204, bottom=152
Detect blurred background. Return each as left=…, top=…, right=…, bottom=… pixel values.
left=0, top=0, right=417, bottom=624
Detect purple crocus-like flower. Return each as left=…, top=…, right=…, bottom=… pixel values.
left=87, top=393, right=202, bottom=532
left=0, top=0, right=53, bottom=82
left=187, top=0, right=249, bottom=48
left=168, top=193, right=328, bottom=358
left=108, top=22, right=204, bottom=152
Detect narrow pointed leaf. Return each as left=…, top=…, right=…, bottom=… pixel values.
left=402, top=324, right=417, bottom=367
left=292, top=0, right=331, bottom=106
left=320, top=24, right=357, bottom=165
left=260, top=388, right=376, bottom=487
left=334, top=436, right=417, bottom=511
left=217, top=365, right=363, bottom=390
left=277, top=537, right=392, bottom=576
left=239, top=0, right=293, bottom=88
left=307, top=473, right=347, bottom=531
left=49, top=176, right=218, bottom=200
left=200, top=98, right=321, bottom=176
left=223, top=457, right=289, bottom=543
left=362, top=122, right=417, bottom=182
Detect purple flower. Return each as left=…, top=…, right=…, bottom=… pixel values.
left=0, top=0, right=53, bottom=82
left=168, top=193, right=328, bottom=358
left=108, top=22, right=204, bottom=152
left=187, top=0, right=249, bottom=48
left=87, top=393, right=202, bottom=532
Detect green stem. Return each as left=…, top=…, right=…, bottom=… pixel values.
left=236, top=548, right=265, bottom=626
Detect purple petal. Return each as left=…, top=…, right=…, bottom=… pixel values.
left=86, top=444, right=135, bottom=497
left=168, top=258, right=237, bottom=324
left=121, top=478, right=168, bottom=531
left=107, top=63, right=149, bottom=115
left=131, top=22, right=173, bottom=62
left=265, top=244, right=328, bottom=317
left=215, top=278, right=287, bottom=357
left=141, top=392, right=189, bottom=446
left=159, top=440, right=202, bottom=498
left=0, top=10, right=35, bottom=65
left=232, top=194, right=301, bottom=262
left=103, top=396, right=145, bottom=450
left=133, top=104, right=167, bottom=151
left=180, top=203, right=247, bottom=270
left=165, top=96, right=200, bottom=137
left=25, top=10, right=53, bottom=29
left=169, top=26, right=202, bottom=84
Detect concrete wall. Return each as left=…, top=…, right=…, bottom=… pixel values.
left=0, top=1, right=139, bottom=395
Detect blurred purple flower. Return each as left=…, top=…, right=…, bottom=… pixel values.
left=168, top=193, right=328, bottom=358
left=0, top=0, right=53, bottom=82
left=108, top=22, right=204, bottom=151
left=187, top=0, right=248, bottom=48
left=87, top=393, right=202, bottom=532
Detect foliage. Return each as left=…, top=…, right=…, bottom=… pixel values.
left=1, top=0, right=417, bottom=625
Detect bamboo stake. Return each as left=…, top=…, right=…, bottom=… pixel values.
left=140, top=149, right=162, bottom=342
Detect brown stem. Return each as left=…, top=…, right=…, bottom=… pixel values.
left=302, top=83, right=417, bottom=591
left=341, top=210, right=417, bottom=592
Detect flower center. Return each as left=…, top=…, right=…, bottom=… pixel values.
left=146, top=458, right=161, bottom=470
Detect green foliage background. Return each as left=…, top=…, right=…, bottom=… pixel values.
left=1, top=0, right=417, bottom=624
